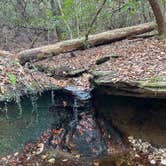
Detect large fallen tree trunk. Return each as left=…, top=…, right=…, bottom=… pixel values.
left=17, top=22, right=156, bottom=64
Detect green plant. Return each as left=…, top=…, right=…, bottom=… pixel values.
left=8, top=73, right=17, bottom=87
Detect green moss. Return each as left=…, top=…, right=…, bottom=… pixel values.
left=137, top=76, right=166, bottom=89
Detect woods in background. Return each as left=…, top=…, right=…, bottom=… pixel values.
left=0, top=0, right=165, bottom=51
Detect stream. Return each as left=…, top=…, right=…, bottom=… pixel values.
left=0, top=87, right=166, bottom=165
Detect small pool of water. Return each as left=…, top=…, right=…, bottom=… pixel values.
left=0, top=91, right=56, bottom=157
left=1, top=88, right=165, bottom=165
left=0, top=87, right=103, bottom=159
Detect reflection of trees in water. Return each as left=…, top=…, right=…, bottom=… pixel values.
left=26, top=94, right=39, bottom=128
left=4, top=102, right=9, bottom=120
left=0, top=102, right=10, bottom=121
left=51, top=90, right=55, bottom=105
left=16, top=95, right=23, bottom=119
left=48, top=90, right=111, bottom=157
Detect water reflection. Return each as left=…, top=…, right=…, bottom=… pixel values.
left=0, top=91, right=55, bottom=157
left=94, top=95, right=166, bottom=147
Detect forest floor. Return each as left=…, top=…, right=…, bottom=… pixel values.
left=0, top=37, right=166, bottom=165
left=0, top=37, right=165, bottom=99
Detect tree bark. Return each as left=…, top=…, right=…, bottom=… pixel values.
left=85, top=0, right=107, bottom=40
left=148, top=0, right=166, bottom=36
left=17, top=22, right=156, bottom=64
left=50, top=0, right=62, bottom=41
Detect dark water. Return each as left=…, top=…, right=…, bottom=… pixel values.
left=49, top=86, right=110, bottom=157
left=94, top=95, right=166, bottom=147
left=0, top=91, right=56, bottom=157
left=0, top=87, right=112, bottom=158
left=1, top=87, right=165, bottom=162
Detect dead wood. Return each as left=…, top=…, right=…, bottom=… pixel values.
left=16, top=22, right=156, bottom=64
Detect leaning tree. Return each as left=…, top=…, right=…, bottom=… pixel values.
left=148, top=0, right=166, bottom=37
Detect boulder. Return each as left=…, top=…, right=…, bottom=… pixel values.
left=92, top=71, right=166, bottom=98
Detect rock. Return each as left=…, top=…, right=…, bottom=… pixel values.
left=92, top=72, right=166, bottom=98
left=95, top=56, right=110, bottom=65
left=91, top=70, right=117, bottom=85
left=48, top=158, right=55, bottom=164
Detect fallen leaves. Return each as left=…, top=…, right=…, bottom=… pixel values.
left=0, top=38, right=165, bottom=99
left=93, top=159, right=99, bottom=166
left=34, top=38, right=165, bottom=88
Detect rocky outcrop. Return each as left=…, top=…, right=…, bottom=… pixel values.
left=92, top=71, right=166, bottom=98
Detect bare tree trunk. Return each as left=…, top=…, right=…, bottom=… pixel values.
left=15, top=0, right=28, bottom=21
left=85, top=0, right=107, bottom=40
left=74, top=0, right=80, bottom=37
left=50, top=0, right=62, bottom=41
left=16, top=22, right=156, bottom=64
left=148, top=0, right=166, bottom=37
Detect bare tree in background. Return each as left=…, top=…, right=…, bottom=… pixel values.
left=148, top=0, right=166, bottom=37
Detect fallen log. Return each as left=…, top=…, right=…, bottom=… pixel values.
left=17, top=22, right=156, bottom=64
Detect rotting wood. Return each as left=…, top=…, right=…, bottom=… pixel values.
left=16, top=22, right=156, bottom=64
